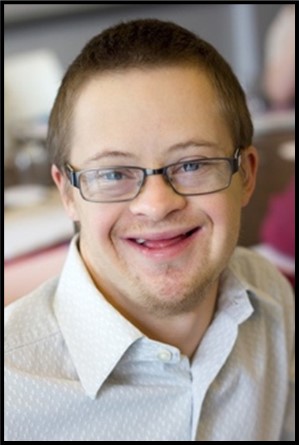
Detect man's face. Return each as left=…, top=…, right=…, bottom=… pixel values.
left=54, top=66, right=257, bottom=317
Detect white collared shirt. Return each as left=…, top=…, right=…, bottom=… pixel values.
left=5, top=238, right=295, bottom=441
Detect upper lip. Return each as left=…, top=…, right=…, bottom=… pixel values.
left=126, top=226, right=200, bottom=241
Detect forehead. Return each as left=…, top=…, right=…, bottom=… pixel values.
left=76, top=65, right=217, bottom=111
left=70, top=66, right=232, bottom=164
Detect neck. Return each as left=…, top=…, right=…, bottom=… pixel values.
left=105, top=281, right=219, bottom=358
left=138, top=287, right=218, bottom=358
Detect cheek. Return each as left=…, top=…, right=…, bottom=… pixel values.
left=77, top=203, right=123, bottom=247
left=205, top=190, right=242, bottom=235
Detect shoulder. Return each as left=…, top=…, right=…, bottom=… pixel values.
left=5, top=276, right=60, bottom=353
left=231, top=246, right=293, bottom=299
left=230, top=247, right=294, bottom=341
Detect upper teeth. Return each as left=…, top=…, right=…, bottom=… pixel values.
left=136, top=239, right=146, bottom=244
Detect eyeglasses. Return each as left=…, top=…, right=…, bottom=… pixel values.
left=65, top=148, right=241, bottom=203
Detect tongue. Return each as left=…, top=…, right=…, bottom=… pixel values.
left=143, top=234, right=186, bottom=249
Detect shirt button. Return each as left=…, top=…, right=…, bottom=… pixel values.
left=157, top=349, right=172, bottom=362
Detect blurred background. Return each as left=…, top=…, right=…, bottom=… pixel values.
left=4, top=3, right=295, bottom=303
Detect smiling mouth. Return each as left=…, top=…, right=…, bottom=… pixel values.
left=128, top=227, right=200, bottom=249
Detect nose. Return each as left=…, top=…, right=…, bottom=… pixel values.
left=128, top=174, right=187, bottom=221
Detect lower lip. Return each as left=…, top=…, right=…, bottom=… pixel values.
left=124, top=228, right=201, bottom=261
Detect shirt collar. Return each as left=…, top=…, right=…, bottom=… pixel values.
left=53, top=239, right=258, bottom=399
left=53, top=236, right=143, bottom=399
left=216, top=265, right=254, bottom=326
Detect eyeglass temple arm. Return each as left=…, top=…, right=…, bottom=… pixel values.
left=232, top=148, right=242, bottom=173
left=64, top=164, right=79, bottom=188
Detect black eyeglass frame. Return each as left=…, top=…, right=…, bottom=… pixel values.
left=64, top=148, right=242, bottom=203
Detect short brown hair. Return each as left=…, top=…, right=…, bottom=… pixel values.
left=47, top=19, right=253, bottom=169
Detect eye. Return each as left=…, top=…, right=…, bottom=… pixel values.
left=97, top=167, right=140, bottom=182
left=101, top=170, right=125, bottom=181
left=181, top=161, right=202, bottom=172
left=169, top=160, right=204, bottom=176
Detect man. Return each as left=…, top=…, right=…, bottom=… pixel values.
left=5, top=19, right=294, bottom=441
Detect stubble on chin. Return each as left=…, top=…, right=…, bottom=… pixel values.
left=124, top=264, right=220, bottom=318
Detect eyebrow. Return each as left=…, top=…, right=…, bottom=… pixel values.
left=166, top=140, right=222, bottom=154
left=82, top=140, right=222, bottom=166
left=83, top=150, right=138, bottom=165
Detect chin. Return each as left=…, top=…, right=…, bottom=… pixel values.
left=131, top=271, right=215, bottom=317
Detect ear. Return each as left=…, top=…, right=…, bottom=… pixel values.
left=240, top=146, right=259, bottom=207
left=51, top=164, right=79, bottom=221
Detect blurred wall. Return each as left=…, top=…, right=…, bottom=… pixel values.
left=4, top=3, right=282, bottom=96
